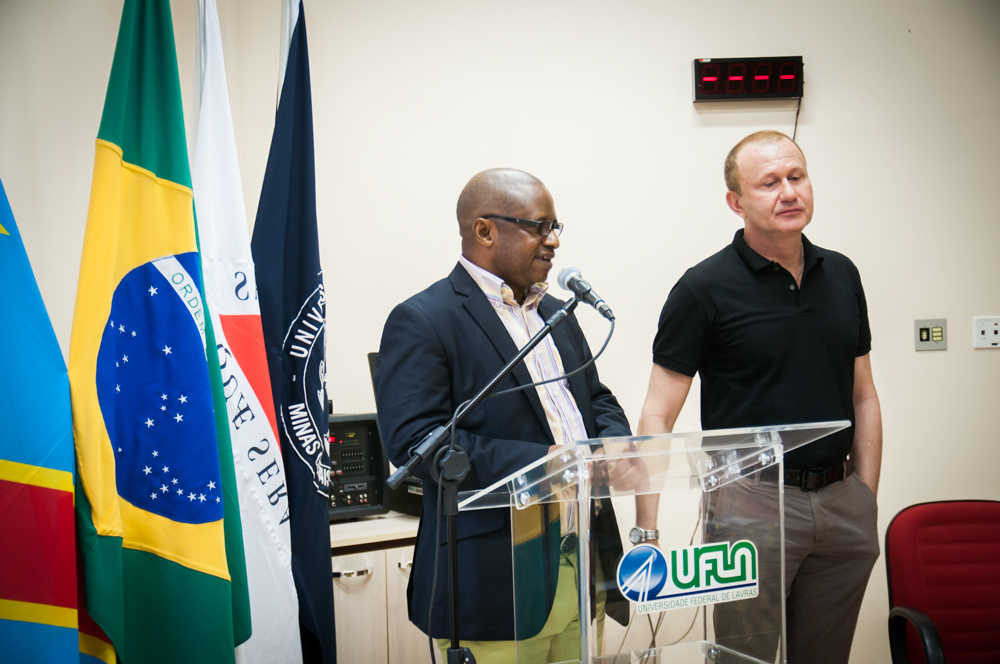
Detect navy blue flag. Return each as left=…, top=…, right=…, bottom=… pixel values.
left=250, top=4, right=336, bottom=663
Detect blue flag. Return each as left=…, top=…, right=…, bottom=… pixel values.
left=0, top=179, right=80, bottom=661
left=250, top=4, right=336, bottom=663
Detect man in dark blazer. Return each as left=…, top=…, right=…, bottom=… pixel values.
left=374, top=169, right=632, bottom=662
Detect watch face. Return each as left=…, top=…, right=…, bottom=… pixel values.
left=629, top=528, right=641, bottom=544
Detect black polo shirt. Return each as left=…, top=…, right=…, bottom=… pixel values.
left=652, top=229, right=871, bottom=470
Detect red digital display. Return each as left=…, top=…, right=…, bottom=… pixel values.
left=693, top=57, right=803, bottom=101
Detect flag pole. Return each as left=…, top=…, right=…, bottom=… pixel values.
left=198, top=0, right=207, bottom=100
left=192, top=0, right=207, bottom=142
left=277, top=0, right=296, bottom=106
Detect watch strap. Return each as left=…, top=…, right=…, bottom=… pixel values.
left=631, top=527, right=659, bottom=543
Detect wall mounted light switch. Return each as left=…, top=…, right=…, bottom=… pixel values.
left=915, top=318, right=947, bottom=351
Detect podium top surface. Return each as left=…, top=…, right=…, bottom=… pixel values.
left=458, top=420, right=850, bottom=511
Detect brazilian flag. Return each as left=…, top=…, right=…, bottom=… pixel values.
left=68, top=1, right=251, bottom=661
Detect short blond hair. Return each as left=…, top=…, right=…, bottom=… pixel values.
left=724, top=131, right=805, bottom=195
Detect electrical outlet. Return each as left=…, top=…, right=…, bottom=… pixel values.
left=915, top=319, right=947, bottom=351
left=973, top=316, right=1000, bottom=349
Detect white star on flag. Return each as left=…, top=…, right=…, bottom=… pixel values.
left=178, top=395, right=188, bottom=403
left=145, top=418, right=154, bottom=428
left=161, top=484, right=169, bottom=492
left=160, top=405, right=166, bottom=411
left=131, top=331, right=136, bottom=337
left=152, top=450, right=159, bottom=457
left=122, top=355, right=128, bottom=363
left=119, top=325, right=125, bottom=333
left=162, top=346, right=172, bottom=355
left=161, top=394, right=168, bottom=400
left=148, top=286, right=158, bottom=296
left=171, top=478, right=177, bottom=484
left=177, top=488, right=184, bottom=495
left=174, top=413, right=183, bottom=423
left=198, top=494, right=206, bottom=502
left=188, top=492, right=196, bottom=501
left=215, top=497, right=221, bottom=503
left=207, top=481, right=216, bottom=490
left=116, top=384, right=120, bottom=393
left=163, top=466, right=170, bottom=473
left=143, top=466, right=152, bottom=475
left=151, top=493, right=157, bottom=500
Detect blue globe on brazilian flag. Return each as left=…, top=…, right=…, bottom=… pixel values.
left=95, top=254, right=223, bottom=524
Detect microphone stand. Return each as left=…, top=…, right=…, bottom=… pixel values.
left=386, top=297, right=581, bottom=664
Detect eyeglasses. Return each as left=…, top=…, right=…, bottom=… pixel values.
left=482, top=215, right=564, bottom=237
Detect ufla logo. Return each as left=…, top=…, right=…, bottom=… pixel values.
left=616, top=541, right=758, bottom=614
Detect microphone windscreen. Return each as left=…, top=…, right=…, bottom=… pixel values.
left=557, top=266, right=581, bottom=291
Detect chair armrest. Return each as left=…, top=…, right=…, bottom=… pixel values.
left=888, top=606, right=945, bottom=664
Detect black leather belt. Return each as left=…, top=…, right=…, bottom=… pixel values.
left=760, top=459, right=854, bottom=492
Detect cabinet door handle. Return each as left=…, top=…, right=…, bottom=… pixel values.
left=332, top=567, right=374, bottom=579
left=398, top=561, right=413, bottom=570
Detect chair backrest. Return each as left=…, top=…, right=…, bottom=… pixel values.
left=885, top=500, right=1000, bottom=664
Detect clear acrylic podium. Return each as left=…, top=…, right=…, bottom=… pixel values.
left=457, top=421, right=850, bottom=664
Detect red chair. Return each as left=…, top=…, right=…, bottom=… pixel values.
left=885, top=500, right=1000, bottom=664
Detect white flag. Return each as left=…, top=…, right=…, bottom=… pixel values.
left=192, top=2, right=303, bottom=662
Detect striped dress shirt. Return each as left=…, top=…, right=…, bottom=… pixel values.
left=458, top=255, right=589, bottom=449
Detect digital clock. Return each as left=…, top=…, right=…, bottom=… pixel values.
left=693, top=56, right=803, bottom=102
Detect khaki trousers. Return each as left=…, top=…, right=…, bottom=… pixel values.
left=437, top=549, right=606, bottom=664
left=707, top=472, right=879, bottom=664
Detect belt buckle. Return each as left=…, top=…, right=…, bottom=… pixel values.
left=800, top=468, right=826, bottom=492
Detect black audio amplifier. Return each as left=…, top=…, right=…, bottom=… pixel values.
left=328, top=413, right=390, bottom=521
left=388, top=474, right=423, bottom=517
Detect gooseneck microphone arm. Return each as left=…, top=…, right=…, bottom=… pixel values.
left=386, top=296, right=580, bottom=491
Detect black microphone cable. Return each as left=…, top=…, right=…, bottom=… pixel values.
left=430, top=313, right=614, bottom=420
left=426, top=398, right=470, bottom=664
left=486, top=316, right=615, bottom=400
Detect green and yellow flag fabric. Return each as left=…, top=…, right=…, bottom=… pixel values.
left=69, top=1, right=250, bottom=661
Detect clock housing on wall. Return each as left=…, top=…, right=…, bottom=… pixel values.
left=693, top=56, right=803, bottom=102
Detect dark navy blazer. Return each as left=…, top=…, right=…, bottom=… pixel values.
left=374, top=263, right=630, bottom=641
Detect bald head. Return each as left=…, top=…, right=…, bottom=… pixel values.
left=456, top=168, right=547, bottom=238
left=455, top=168, right=559, bottom=301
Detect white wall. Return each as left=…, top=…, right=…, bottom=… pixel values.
left=2, top=1, right=998, bottom=661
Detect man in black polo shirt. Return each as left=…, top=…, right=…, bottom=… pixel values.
left=637, top=130, right=882, bottom=663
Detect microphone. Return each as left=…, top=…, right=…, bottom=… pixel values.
left=557, top=266, right=614, bottom=320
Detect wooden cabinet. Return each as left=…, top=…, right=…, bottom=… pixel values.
left=330, top=513, right=439, bottom=664
left=331, top=549, right=389, bottom=662
left=386, top=545, right=438, bottom=664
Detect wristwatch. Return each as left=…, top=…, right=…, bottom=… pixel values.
left=629, top=527, right=659, bottom=545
